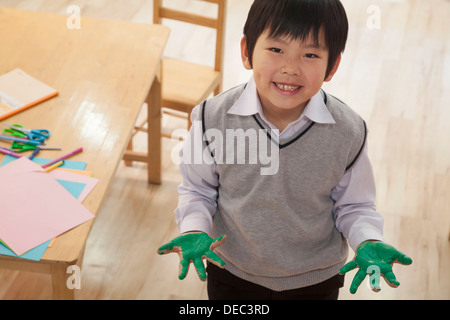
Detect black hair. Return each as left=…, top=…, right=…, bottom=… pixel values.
left=243, top=0, right=349, bottom=78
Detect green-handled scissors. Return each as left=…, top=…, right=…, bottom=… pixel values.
left=2, top=123, right=49, bottom=143
left=11, top=141, right=61, bottom=152
left=3, top=126, right=27, bottom=138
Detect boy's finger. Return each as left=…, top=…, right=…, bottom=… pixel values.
left=179, top=258, right=190, bottom=280
left=193, top=258, right=207, bottom=281
left=339, top=260, right=357, bottom=275
left=205, top=251, right=226, bottom=268
left=211, top=234, right=227, bottom=250
left=157, top=241, right=174, bottom=255
left=396, top=251, right=413, bottom=265
left=350, top=269, right=366, bottom=294
left=383, top=271, right=400, bottom=287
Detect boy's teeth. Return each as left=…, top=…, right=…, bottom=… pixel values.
left=275, top=83, right=300, bottom=91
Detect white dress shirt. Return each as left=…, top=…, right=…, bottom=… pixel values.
left=175, top=76, right=384, bottom=251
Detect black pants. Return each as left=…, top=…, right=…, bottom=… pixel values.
left=206, top=263, right=344, bottom=300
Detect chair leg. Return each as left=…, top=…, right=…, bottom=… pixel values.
left=214, top=83, right=222, bottom=96
left=124, top=139, right=133, bottom=166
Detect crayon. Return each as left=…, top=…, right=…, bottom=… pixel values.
left=43, top=160, right=64, bottom=172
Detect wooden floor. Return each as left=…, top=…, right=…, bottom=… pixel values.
left=0, top=0, right=449, bottom=300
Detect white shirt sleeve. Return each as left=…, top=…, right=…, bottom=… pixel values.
left=175, top=105, right=219, bottom=234
left=331, top=144, right=384, bottom=251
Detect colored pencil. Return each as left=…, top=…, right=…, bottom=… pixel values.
left=0, top=134, right=41, bottom=146
left=0, top=147, right=23, bottom=158
left=41, top=147, right=83, bottom=168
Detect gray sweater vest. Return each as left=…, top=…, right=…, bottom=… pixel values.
left=201, top=84, right=367, bottom=291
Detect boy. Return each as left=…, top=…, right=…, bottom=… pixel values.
left=158, top=0, right=412, bottom=300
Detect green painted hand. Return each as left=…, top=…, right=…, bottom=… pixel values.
left=157, top=232, right=226, bottom=281
left=339, top=241, right=412, bottom=294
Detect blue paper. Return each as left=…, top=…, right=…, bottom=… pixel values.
left=0, top=240, right=51, bottom=261
left=0, top=155, right=87, bottom=171
left=56, top=180, right=86, bottom=199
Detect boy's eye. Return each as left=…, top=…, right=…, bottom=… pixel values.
left=304, top=53, right=318, bottom=58
left=269, top=47, right=283, bottom=53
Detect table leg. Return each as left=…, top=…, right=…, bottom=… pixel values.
left=146, top=66, right=162, bottom=184
left=51, top=264, right=75, bottom=300
left=122, top=65, right=162, bottom=184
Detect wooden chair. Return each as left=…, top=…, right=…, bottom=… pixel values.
left=127, top=0, right=226, bottom=147
left=124, top=0, right=226, bottom=178
left=155, top=0, right=227, bottom=131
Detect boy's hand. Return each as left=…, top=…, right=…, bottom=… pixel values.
left=339, top=241, right=412, bottom=294
left=157, top=232, right=226, bottom=281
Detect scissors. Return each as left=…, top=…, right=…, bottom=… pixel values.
left=11, top=142, right=61, bottom=160
left=2, top=123, right=50, bottom=143
left=11, top=141, right=61, bottom=153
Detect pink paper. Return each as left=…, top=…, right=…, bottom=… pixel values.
left=0, top=157, right=94, bottom=256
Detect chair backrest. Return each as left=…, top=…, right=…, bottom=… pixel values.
left=153, top=0, right=227, bottom=73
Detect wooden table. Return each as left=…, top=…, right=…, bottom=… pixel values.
left=0, top=7, right=169, bottom=299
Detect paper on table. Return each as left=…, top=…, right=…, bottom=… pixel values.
left=0, top=68, right=58, bottom=121
left=0, top=157, right=94, bottom=256
left=0, top=239, right=51, bottom=261
left=0, top=180, right=86, bottom=260
left=0, top=156, right=96, bottom=260
left=0, top=155, right=96, bottom=203
left=60, top=168, right=92, bottom=177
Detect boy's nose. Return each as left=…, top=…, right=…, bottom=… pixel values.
left=280, top=60, right=301, bottom=76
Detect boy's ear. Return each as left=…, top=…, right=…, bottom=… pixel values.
left=324, top=54, right=342, bottom=82
left=240, top=36, right=252, bottom=70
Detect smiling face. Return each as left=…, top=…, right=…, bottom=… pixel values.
left=241, top=28, right=341, bottom=127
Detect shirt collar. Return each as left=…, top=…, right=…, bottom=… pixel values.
left=228, top=75, right=336, bottom=125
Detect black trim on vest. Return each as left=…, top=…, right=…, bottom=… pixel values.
left=201, top=99, right=207, bottom=139
left=250, top=89, right=329, bottom=149
left=251, top=114, right=274, bottom=143
left=201, top=100, right=215, bottom=158
left=252, top=115, right=316, bottom=149
left=345, top=120, right=367, bottom=171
